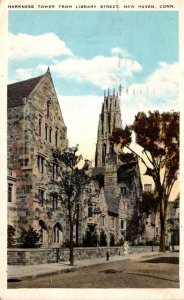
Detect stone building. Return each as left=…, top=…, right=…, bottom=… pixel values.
left=7, top=68, right=68, bottom=248
left=8, top=70, right=143, bottom=248
left=79, top=89, right=143, bottom=245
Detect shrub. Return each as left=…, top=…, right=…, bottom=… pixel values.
left=18, top=226, right=40, bottom=248
left=8, top=225, right=16, bottom=248
left=99, top=230, right=107, bottom=246
left=83, top=229, right=97, bottom=247
left=60, top=239, right=72, bottom=248
left=110, top=233, right=115, bottom=246
left=116, top=238, right=124, bottom=246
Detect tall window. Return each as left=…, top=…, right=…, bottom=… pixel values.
left=39, top=189, right=44, bottom=206
left=100, top=215, right=105, bottom=226
left=47, top=101, right=50, bottom=118
left=102, top=143, right=106, bottom=166
left=55, top=129, right=58, bottom=146
left=52, top=163, right=59, bottom=179
left=88, top=204, right=93, bottom=217
left=38, top=115, right=42, bottom=136
left=39, top=220, right=48, bottom=244
left=109, top=143, right=114, bottom=157
left=52, top=194, right=58, bottom=210
left=121, top=187, right=126, bottom=195
left=8, top=183, right=13, bottom=202
left=37, top=155, right=44, bottom=173
left=52, top=225, right=62, bottom=243
left=121, top=219, right=125, bottom=230
left=49, top=127, right=52, bottom=143
left=111, top=218, right=114, bottom=228
left=45, top=124, right=48, bottom=141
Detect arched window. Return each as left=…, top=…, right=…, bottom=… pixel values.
left=52, top=223, right=63, bottom=243
left=102, top=143, right=106, bottom=166
left=47, top=101, right=50, bottom=118
left=39, top=220, right=48, bottom=244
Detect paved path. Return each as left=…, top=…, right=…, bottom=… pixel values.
left=8, top=251, right=166, bottom=280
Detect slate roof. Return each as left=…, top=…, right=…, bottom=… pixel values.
left=104, top=191, right=120, bottom=216
left=7, top=74, right=44, bottom=108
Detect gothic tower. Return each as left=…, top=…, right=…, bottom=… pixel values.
left=95, top=88, right=122, bottom=168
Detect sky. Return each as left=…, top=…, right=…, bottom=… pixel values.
left=8, top=10, right=179, bottom=163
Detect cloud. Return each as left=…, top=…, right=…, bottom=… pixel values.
left=119, top=62, right=179, bottom=126
left=9, top=64, right=48, bottom=82
left=51, top=54, right=142, bottom=90
left=10, top=45, right=142, bottom=88
left=8, top=33, right=73, bottom=60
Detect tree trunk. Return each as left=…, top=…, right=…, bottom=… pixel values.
left=159, top=205, right=166, bottom=252
left=69, top=223, right=74, bottom=266
left=76, top=203, right=79, bottom=246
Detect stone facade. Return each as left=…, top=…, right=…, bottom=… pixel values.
left=8, top=68, right=68, bottom=248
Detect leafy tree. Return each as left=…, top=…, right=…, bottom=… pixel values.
left=8, top=225, right=16, bottom=248
left=99, top=230, right=107, bottom=246
left=126, top=211, right=144, bottom=243
left=51, top=145, right=91, bottom=266
left=111, top=111, right=179, bottom=251
left=18, top=226, right=40, bottom=248
left=141, top=191, right=159, bottom=217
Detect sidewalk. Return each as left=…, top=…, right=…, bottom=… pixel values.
left=8, top=251, right=165, bottom=281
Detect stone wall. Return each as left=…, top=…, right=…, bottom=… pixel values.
left=8, top=246, right=158, bottom=265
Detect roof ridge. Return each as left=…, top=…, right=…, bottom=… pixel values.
left=8, top=74, right=44, bottom=87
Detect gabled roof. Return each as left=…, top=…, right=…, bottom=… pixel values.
left=8, top=74, right=44, bottom=108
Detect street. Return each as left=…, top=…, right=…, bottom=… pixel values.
left=8, top=252, right=179, bottom=288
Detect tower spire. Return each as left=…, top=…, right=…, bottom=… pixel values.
left=95, top=90, right=122, bottom=167
left=119, top=84, right=122, bottom=96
